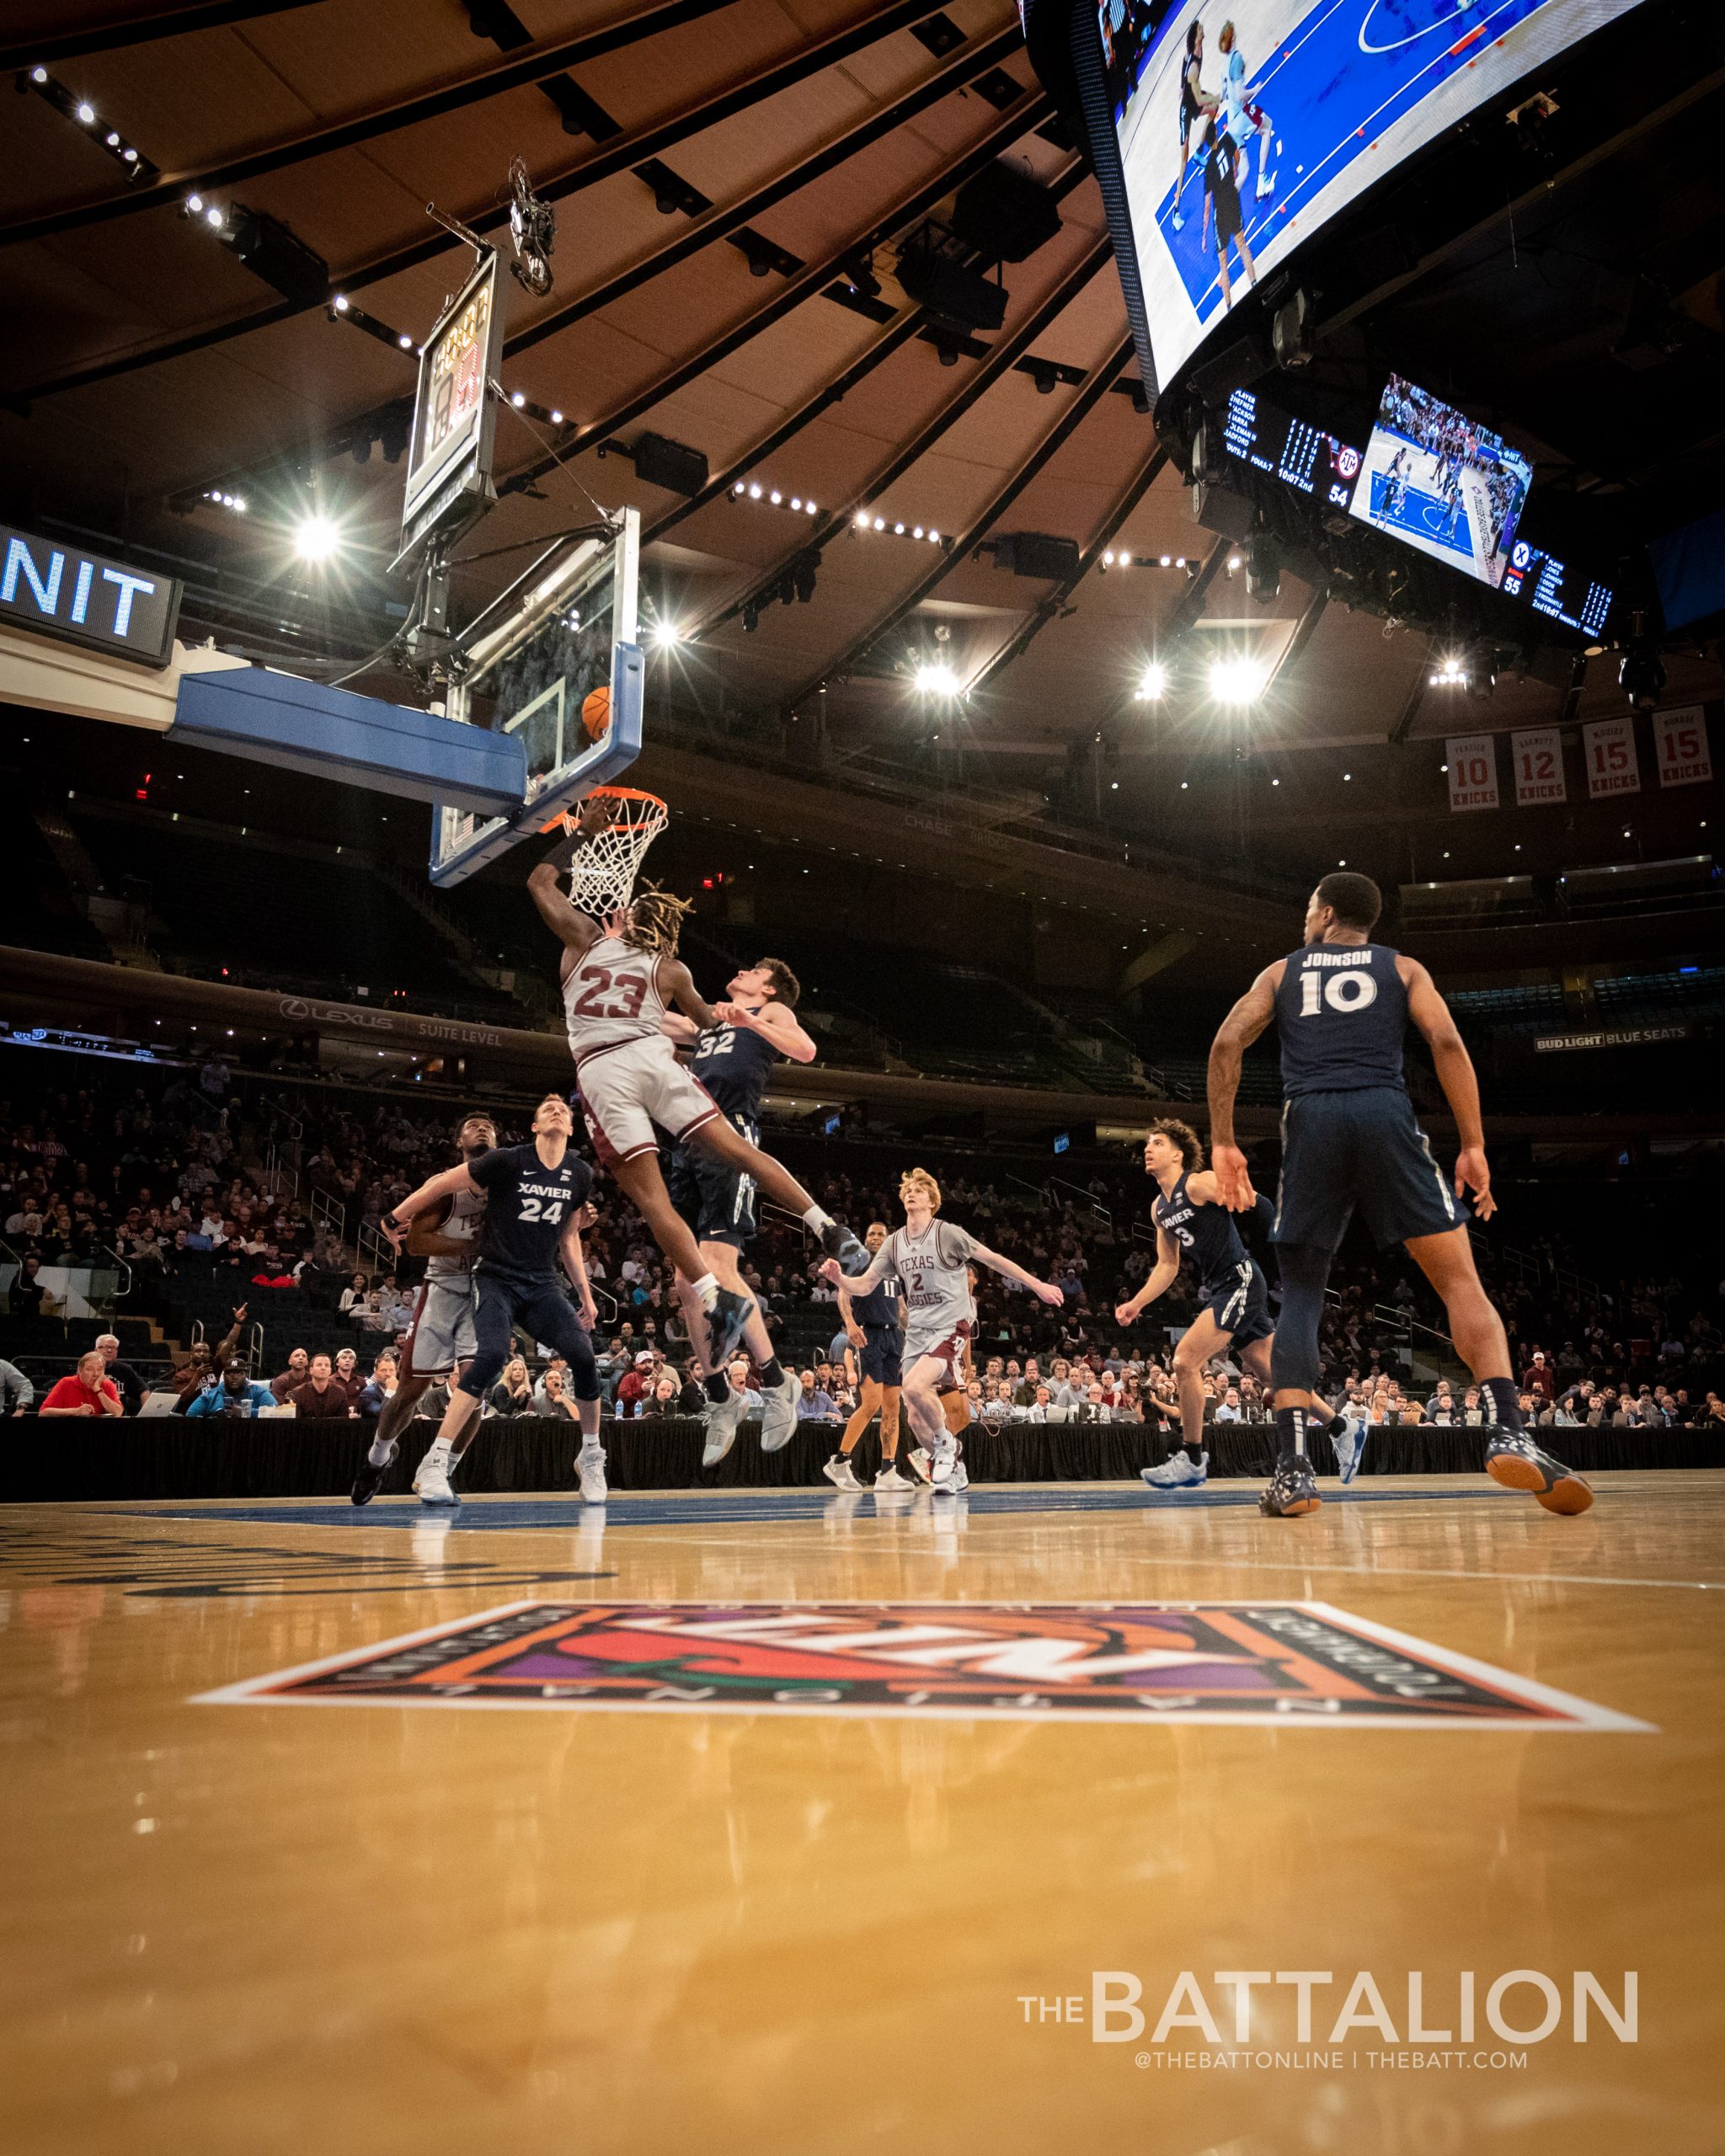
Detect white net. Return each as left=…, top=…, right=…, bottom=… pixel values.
left=562, top=788, right=669, bottom=917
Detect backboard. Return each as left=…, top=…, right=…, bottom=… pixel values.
left=428, top=507, right=642, bottom=887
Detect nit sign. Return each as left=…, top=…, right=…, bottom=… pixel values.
left=1, top=524, right=182, bottom=669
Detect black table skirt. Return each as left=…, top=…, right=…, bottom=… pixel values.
left=0, top=1416, right=1717, bottom=1503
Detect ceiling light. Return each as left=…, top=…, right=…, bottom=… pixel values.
left=873, top=516, right=885, bottom=531
left=1135, top=663, right=1167, bottom=701
left=749, top=484, right=762, bottom=499
left=1208, top=656, right=1265, bottom=706
left=206, top=205, right=224, bottom=227
left=186, top=194, right=203, bottom=213
left=805, top=501, right=817, bottom=515
left=550, top=408, right=563, bottom=424
left=30, top=67, right=46, bottom=83
left=651, top=621, right=681, bottom=648
left=927, top=530, right=939, bottom=544
left=510, top=390, right=525, bottom=408
left=105, top=131, right=120, bottom=147
left=770, top=491, right=782, bottom=504
left=398, top=333, right=414, bottom=350
left=293, top=514, right=342, bottom=563
left=332, top=292, right=350, bottom=312
left=77, top=102, right=95, bottom=124
left=914, top=662, right=959, bottom=696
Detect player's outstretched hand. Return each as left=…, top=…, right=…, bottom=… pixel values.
left=1114, top=1300, right=1139, bottom=1329
left=817, top=1257, right=842, bottom=1286
left=1211, top=1145, right=1256, bottom=1211
left=1455, top=1146, right=1495, bottom=1221
left=1033, top=1279, right=1065, bottom=1308
left=573, top=792, right=618, bottom=838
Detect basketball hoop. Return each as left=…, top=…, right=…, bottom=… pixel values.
left=558, top=786, right=668, bottom=915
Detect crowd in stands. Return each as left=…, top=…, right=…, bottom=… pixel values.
left=3, top=1049, right=1723, bottom=1438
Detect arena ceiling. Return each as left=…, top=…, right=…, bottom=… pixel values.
left=3, top=0, right=1722, bottom=899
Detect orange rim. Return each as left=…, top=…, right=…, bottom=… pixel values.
left=541, top=787, right=668, bottom=837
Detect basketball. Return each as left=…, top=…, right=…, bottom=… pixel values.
left=580, top=685, right=611, bottom=742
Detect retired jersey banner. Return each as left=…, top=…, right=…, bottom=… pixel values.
left=1653, top=706, right=1713, bottom=787
left=1511, top=726, right=1566, bottom=807
left=1583, top=717, right=1640, bottom=799
left=1445, top=734, right=1499, bottom=812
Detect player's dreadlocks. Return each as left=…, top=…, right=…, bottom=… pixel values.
left=622, top=881, right=692, bottom=957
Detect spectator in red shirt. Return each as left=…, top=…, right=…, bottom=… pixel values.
left=1522, top=1349, right=1556, bottom=1404
left=40, top=1350, right=124, bottom=1419
left=614, top=1351, right=654, bottom=1418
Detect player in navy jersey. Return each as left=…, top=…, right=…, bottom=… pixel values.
left=1115, top=1118, right=1361, bottom=1490
left=1207, top=872, right=1592, bottom=1519
left=824, top=1221, right=916, bottom=1492
left=665, top=957, right=815, bottom=1464
left=382, top=1095, right=610, bottom=1502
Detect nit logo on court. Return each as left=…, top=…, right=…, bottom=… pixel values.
left=199, top=1602, right=1647, bottom=1731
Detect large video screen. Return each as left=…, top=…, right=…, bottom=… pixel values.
left=1348, top=372, right=1532, bottom=587
left=1103, top=0, right=1646, bottom=390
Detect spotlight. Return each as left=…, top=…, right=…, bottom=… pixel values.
left=30, top=66, right=46, bottom=83
left=510, top=390, right=525, bottom=408
left=748, top=483, right=762, bottom=499
left=855, top=510, right=869, bottom=527
left=1208, top=656, right=1264, bottom=706
left=550, top=408, right=563, bottom=424
left=1246, top=532, right=1279, bottom=603
left=293, top=514, right=342, bottom=563
left=1135, top=663, right=1167, bottom=701
left=914, top=662, right=959, bottom=695
left=1619, top=643, right=1666, bottom=713
left=805, top=501, right=817, bottom=515
left=77, top=102, right=95, bottom=124
left=873, top=516, right=884, bottom=531
left=105, top=131, right=120, bottom=147
left=398, top=333, right=414, bottom=350
left=206, top=205, right=224, bottom=227
left=927, top=530, right=940, bottom=545
left=651, top=621, right=681, bottom=648
left=185, top=194, right=204, bottom=213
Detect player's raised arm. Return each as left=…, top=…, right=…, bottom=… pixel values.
left=1402, top=956, right=1496, bottom=1220
left=1206, top=960, right=1282, bottom=1209
left=658, top=956, right=718, bottom=1032
left=525, top=795, right=616, bottom=953
left=1115, top=1225, right=1181, bottom=1327
left=715, top=1000, right=818, bottom=1064
left=968, top=1241, right=1065, bottom=1308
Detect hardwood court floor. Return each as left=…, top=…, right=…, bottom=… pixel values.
left=2, top=1474, right=1721, bottom=2156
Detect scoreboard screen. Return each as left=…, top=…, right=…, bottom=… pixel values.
left=1223, top=388, right=1360, bottom=514
left=400, top=251, right=507, bottom=558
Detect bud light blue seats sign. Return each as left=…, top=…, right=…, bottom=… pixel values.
left=1, top=525, right=182, bottom=668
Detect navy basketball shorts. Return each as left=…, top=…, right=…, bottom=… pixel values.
left=667, top=1115, right=759, bottom=1249
left=459, top=1273, right=600, bottom=1402
left=859, top=1327, right=903, bottom=1388
left=1273, top=1085, right=1468, bottom=1254
left=1200, top=1260, right=1274, bottom=1348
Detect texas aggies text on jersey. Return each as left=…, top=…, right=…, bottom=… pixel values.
left=562, top=933, right=668, bottom=1059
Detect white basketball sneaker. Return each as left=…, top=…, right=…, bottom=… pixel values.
left=823, top=1455, right=862, bottom=1491
left=413, top=1447, right=458, bottom=1506
left=930, top=1438, right=963, bottom=1489
left=576, top=1444, right=607, bottom=1504
left=905, top=1447, right=933, bottom=1485
left=702, top=1387, right=750, bottom=1468
left=759, top=1368, right=800, bottom=1454
left=873, top=1464, right=916, bottom=1494
left=1140, top=1450, right=1207, bottom=1489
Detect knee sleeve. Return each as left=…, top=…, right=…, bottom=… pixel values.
left=1269, top=1243, right=1331, bottom=1396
